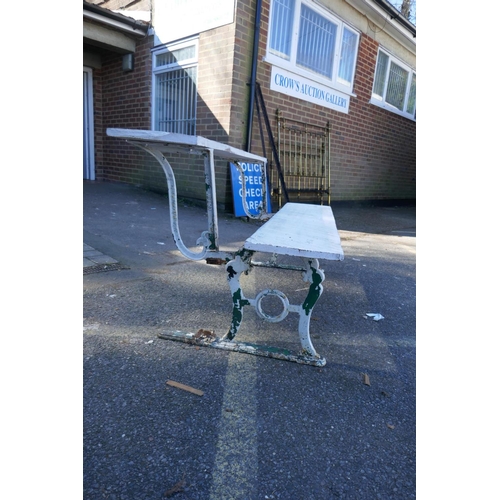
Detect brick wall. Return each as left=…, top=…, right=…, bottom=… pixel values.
left=192, top=21, right=239, bottom=208
left=95, top=0, right=415, bottom=207
left=242, top=1, right=416, bottom=203
left=97, top=36, right=170, bottom=194
left=97, top=27, right=243, bottom=210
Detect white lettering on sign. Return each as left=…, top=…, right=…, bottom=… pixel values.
left=230, top=162, right=271, bottom=217
left=270, top=66, right=350, bottom=114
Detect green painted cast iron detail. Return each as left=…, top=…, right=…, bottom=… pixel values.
left=236, top=248, right=254, bottom=259
left=244, top=342, right=293, bottom=355
left=228, top=288, right=250, bottom=340
left=227, top=264, right=237, bottom=279
left=208, top=231, right=217, bottom=250
left=302, top=264, right=323, bottom=315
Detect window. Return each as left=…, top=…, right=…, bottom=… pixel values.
left=267, top=0, right=359, bottom=93
left=371, top=49, right=416, bottom=120
left=152, top=39, right=198, bottom=135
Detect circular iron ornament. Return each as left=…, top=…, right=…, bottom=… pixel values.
left=254, top=289, right=289, bottom=323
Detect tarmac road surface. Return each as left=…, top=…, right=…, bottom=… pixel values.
left=83, top=181, right=416, bottom=499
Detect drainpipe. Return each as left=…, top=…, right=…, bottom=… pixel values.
left=245, top=0, right=263, bottom=152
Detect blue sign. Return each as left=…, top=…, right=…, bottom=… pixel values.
left=230, top=162, right=272, bottom=217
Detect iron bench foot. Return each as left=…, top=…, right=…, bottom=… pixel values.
left=157, top=330, right=326, bottom=366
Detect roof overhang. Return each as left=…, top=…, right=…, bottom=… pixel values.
left=83, top=1, right=149, bottom=54
left=344, top=0, right=416, bottom=54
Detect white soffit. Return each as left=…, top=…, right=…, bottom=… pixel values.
left=83, top=10, right=148, bottom=37
left=344, top=0, right=416, bottom=54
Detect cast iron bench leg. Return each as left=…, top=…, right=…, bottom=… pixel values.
left=224, top=251, right=253, bottom=341
left=297, top=258, right=325, bottom=358
left=224, top=252, right=325, bottom=361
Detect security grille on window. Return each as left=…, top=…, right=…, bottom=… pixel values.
left=152, top=39, right=198, bottom=135
left=267, top=0, right=360, bottom=93
left=372, top=49, right=416, bottom=120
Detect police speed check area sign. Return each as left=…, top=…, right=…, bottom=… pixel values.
left=230, top=162, right=272, bottom=217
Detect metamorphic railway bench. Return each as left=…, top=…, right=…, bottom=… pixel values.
left=107, top=128, right=344, bottom=367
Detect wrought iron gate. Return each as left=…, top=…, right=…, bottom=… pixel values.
left=272, top=109, right=331, bottom=207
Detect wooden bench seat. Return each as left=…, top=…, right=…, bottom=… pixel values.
left=107, top=128, right=344, bottom=366
left=243, top=202, right=343, bottom=261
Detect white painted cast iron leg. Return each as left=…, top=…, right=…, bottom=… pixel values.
left=132, top=144, right=213, bottom=261
left=297, top=258, right=325, bottom=358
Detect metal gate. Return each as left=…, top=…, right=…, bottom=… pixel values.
left=272, top=109, right=331, bottom=207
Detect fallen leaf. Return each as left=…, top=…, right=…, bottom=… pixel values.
left=194, top=329, right=216, bottom=340
left=362, top=373, right=371, bottom=386
left=387, top=423, right=395, bottom=430
left=164, top=475, right=186, bottom=497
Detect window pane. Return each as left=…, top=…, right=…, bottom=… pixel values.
left=406, top=73, right=416, bottom=115
left=269, top=0, right=296, bottom=60
left=155, top=66, right=197, bottom=135
left=297, top=4, right=336, bottom=78
left=373, top=51, right=389, bottom=98
left=338, top=26, right=357, bottom=84
left=155, top=45, right=196, bottom=68
left=386, top=62, right=409, bottom=111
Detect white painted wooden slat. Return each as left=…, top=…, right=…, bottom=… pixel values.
left=106, top=128, right=267, bottom=163
left=244, top=203, right=344, bottom=261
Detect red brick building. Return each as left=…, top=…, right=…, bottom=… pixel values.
left=83, top=0, right=416, bottom=209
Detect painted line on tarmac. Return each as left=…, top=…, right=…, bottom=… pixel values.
left=209, top=275, right=259, bottom=499
left=209, top=353, right=258, bottom=499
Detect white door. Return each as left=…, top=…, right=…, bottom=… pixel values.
left=83, top=67, right=95, bottom=180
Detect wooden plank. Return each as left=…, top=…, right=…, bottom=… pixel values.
left=166, top=379, right=204, bottom=396
left=243, top=203, right=344, bottom=261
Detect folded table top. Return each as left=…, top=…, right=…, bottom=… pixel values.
left=106, top=128, right=267, bottom=164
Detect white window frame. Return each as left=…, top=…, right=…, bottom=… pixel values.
left=265, top=0, right=360, bottom=95
left=370, top=48, right=416, bottom=121
left=151, top=37, right=199, bottom=135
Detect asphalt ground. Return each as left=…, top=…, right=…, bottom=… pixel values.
left=83, top=180, right=416, bottom=499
